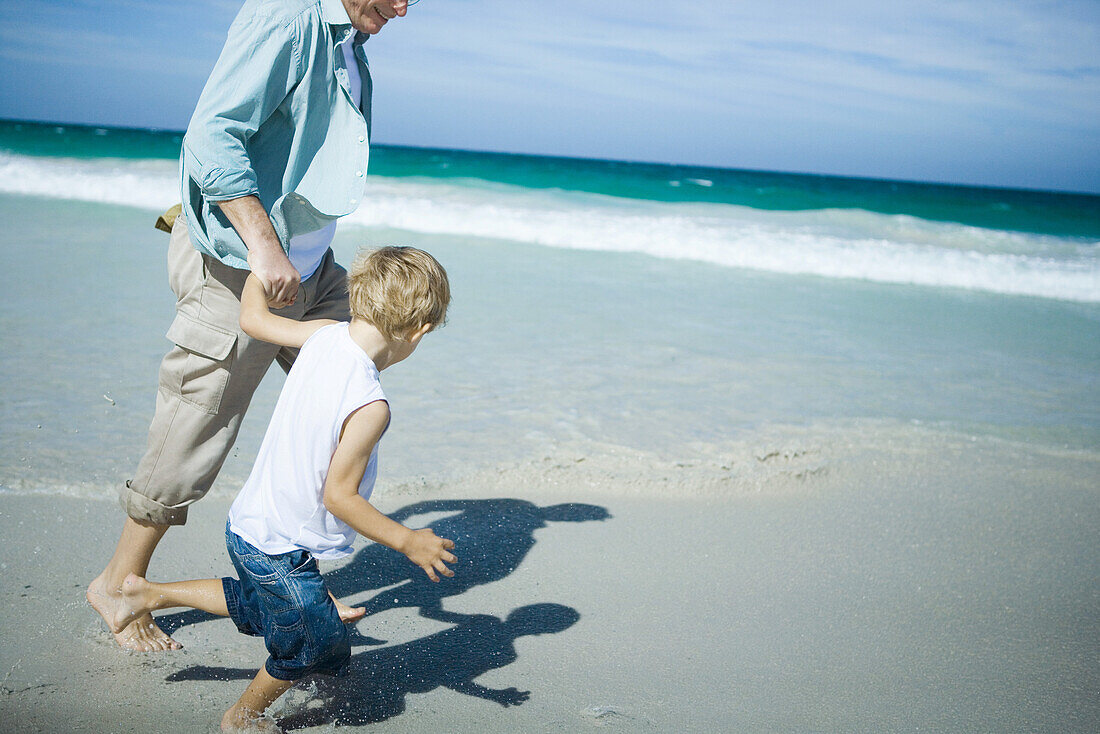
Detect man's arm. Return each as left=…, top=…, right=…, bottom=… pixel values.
left=182, top=8, right=306, bottom=305
left=322, top=402, right=457, bottom=582
left=239, top=273, right=338, bottom=349
left=221, top=196, right=300, bottom=308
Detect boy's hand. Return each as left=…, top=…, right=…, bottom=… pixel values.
left=240, top=272, right=339, bottom=349
left=246, top=247, right=300, bottom=308
left=494, top=687, right=530, bottom=707
left=403, top=528, right=456, bottom=582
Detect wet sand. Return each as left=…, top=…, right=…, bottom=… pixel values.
left=1, top=429, right=1098, bottom=733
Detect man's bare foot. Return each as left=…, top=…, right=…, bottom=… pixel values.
left=329, top=592, right=365, bottom=624
left=221, top=705, right=283, bottom=733
left=86, top=572, right=181, bottom=652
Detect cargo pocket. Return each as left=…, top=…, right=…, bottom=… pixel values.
left=163, top=311, right=237, bottom=415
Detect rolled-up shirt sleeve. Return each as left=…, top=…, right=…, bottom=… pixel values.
left=182, top=11, right=306, bottom=202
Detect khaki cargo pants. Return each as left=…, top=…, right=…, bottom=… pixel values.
left=120, top=213, right=350, bottom=525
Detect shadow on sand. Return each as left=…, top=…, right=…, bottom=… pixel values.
left=163, top=498, right=608, bottom=727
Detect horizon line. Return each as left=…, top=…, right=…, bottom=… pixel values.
left=2, top=115, right=1098, bottom=200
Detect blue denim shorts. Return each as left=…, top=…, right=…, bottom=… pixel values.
left=223, top=523, right=350, bottom=681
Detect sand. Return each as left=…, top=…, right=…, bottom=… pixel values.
left=1, top=427, right=1098, bottom=733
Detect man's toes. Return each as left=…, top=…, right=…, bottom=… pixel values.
left=124, top=636, right=152, bottom=653
left=158, top=634, right=182, bottom=651
left=157, top=633, right=181, bottom=650
left=113, top=615, right=178, bottom=653
left=146, top=636, right=169, bottom=651
left=129, top=635, right=153, bottom=653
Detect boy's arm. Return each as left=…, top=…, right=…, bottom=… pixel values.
left=322, top=401, right=457, bottom=582
left=449, top=680, right=530, bottom=707
left=239, top=272, right=339, bottom=348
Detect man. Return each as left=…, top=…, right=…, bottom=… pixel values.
left=88, top=0, right=411, bottom=651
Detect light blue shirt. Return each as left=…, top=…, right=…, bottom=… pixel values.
left=180, top=0, right=372, bottom=269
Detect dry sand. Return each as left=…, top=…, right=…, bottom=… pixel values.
left=1, top=428, right=1098, bottom=733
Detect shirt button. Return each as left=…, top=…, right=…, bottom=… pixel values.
left=356, top=170, right=363, bottom=177
left=358, top=135, right=365, bottom=143
left=350, top=198, right=357, bottom=205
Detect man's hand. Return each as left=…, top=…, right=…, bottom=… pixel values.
left=402, top=528, right=456, bottom=582
left=246, top=246, right=300, bottom=308
left=240, top=273, right=338, bottom=348
left=216, top=194, right=300, bottom=307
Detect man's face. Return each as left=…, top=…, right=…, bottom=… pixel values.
left=341, top=0, right=409, bottom=35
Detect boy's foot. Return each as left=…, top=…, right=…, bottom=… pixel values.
left=112, top=573, right=156, bottom=632
left=86, top=572, right=181, bottom=652
left=221, top=706, right=283, bottom=733
left=329, top=592, right=365, bottom=624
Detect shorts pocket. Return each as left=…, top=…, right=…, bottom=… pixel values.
left=257, top=570, right=309, bottom=634
left=270, top=608, right=306, bottom=632
left=234, top=549, right=283, bottom=584
left=287, top=553, right=318, bottom=577
left=163, top=311, right=237, bottom=415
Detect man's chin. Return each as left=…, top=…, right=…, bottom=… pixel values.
left=355, top=19, right=387, bottom=35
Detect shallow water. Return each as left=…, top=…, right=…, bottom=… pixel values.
left=1, top=190, right=1097, bottom=499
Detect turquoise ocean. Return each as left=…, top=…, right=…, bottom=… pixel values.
left=1, top=119, right=1098, bottom=498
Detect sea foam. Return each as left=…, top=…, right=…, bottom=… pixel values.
left=1, top=151, right=1097, bottom=303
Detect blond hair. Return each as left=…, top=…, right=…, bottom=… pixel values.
left=347, top=246, right=450, bottom=340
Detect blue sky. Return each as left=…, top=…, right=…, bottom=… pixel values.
left=1, top=0, right=1098, bottom=192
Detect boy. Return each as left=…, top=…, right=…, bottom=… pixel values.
left=108, top=246, right=457, bottom=732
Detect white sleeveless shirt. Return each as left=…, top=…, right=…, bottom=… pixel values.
left=229, top=322, right=386, bottom=559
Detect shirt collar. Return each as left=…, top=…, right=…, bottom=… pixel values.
left=321, top=0, right=352, bottom=28
left=321, top=0, right=368, bottom=46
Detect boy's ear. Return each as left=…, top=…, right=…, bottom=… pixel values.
left=409, top=322, right=433, bottom=342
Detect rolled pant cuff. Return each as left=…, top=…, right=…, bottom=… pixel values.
left=222, top=577, right=258, bottom=636
left=264, top=654, right=349, bottom=682
left=265, top=657, right=309, bottom=682
left=119, top=481, right=189, bottom=526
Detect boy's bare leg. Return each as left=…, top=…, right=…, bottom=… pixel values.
left=118, top=574, right=296, bottom=732
left=329, top=592, right=365, bottom=623
left=222, top=668, right=295, bottom=733
left=87, top=518, right=181, bottom=651
left=110, top=574, right=229, bottom=632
